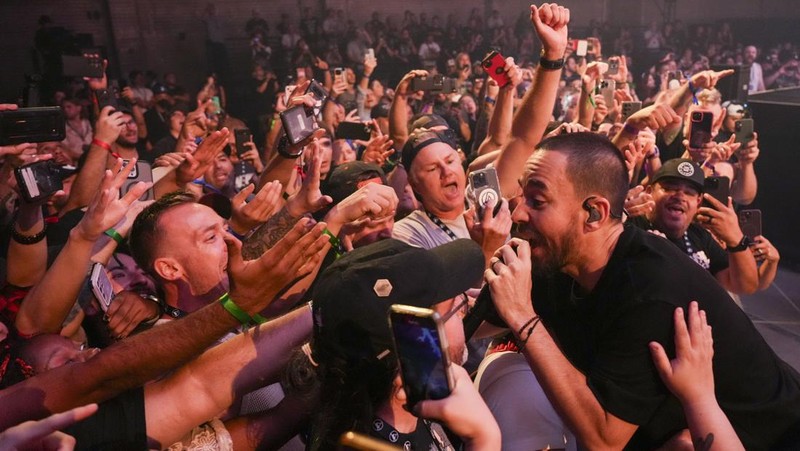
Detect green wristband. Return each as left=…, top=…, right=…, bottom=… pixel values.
left=104, top=228, right=125, bottom=246
left=219, top=293, right=253, bottom=326
left=322, top=228, right=346, bottom=259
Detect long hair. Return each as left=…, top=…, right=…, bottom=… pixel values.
left=283, top=346, right=398, bottom=450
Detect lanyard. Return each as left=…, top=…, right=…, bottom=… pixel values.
left=424, top=211, right=458, bottom=242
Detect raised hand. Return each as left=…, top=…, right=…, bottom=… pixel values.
left=224, top=218, right=330, bottom=313
left=175, top=128, right=230, bottom=185
left=624, top=185, right=655, bottom=218
left=239, top=142, right=264, bottom=173
left=360, top=135, right=395, bottom=166
left=229, top=181, right=283, bottom=235
left=485, top=238, right=536, bottom=331
left=626, top=103, right=681, bottom=132
left=414, top=364, right=501, bottom=449
left=751, top=235, right=779, bottom=264
left=395, top=70, right=430, bottom=96
left=285, top=136, right=333, bottom=217
left=325, top=183, right=398, bottom=228
left=690, top=69, right=735, bottom=91
left=94, top=106, right=127, bottom=144
left=530, top=3, right=570, bottom=60
left=697, top=195, right=744, bottom=248
left=105, top=290, right=160, bottom=339
left=649, top=302, right=714, bottom=403
left=464, top=198, right=513, bottom=261
left=74, top=158, right=151, bottom=242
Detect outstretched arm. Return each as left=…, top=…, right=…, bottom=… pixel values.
left=0, top=219, right=329, bottom=430
left=143, top=305, right=312, bottom=448
left=495, top=4, right=569, bottom=197
left=15, top=159, right=151, bottom=336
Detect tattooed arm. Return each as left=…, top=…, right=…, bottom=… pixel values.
left=241, top=207, right=300, bottom=261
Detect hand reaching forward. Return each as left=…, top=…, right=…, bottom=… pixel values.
left=649, top=301, right=714, bottom=404
left=224, top=218, right=330, bottom=314
left=74, top=158, right=151, bottom=242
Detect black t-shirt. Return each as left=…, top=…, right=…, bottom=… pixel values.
left=64, top=387, right=147, bottom=450
left=532, top=225, right=800, bottom=449
left=628, top=216, right=729, bottom=275
left=144, top=108, right=170, bottom=147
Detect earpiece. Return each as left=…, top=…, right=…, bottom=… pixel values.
left=583, top=198, right=601, bottom=223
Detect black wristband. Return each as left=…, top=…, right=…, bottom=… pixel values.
left=11, top=224, right=47, bottom=245
left=538, top=49, right=565, bottom=71
left=276, top=135, right=304, bottom=159
left=727, top=236, right=752, bottom=253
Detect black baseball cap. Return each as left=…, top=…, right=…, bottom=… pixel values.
left=650, top=158, right=705, bottom=193
left=324, top=161, right=387, bottom=206
left=409, top=113, right=448, bottom=132
left=312, top=238, right=484, bottom=364
left=371, top=103, right=390, bottom=119
left=401, top=128, right=458, bottom=172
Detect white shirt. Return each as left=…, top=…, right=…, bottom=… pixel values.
left=393, top=209, right=469, bottom=250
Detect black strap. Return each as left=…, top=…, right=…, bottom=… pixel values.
left=424, top=211, right=458, bottom=242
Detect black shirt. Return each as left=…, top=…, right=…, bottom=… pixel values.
left=628, top=216, right=729, bottom=275
left=655, top=126, right=687, bottom=163
left=532, top=225, right=800, bottom=449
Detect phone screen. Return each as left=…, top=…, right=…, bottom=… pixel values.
left=390, top=306, right=451, bottom=404
left=90, top=263, right=115, bottom=311
left=689, top=111, right=713, bottom=149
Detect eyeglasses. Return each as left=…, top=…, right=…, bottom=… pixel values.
left=440, top=292, right=470, bottom=323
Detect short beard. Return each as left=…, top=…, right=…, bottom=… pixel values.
left=530, top=218, right=579, bottom=278
left=115, top=136, right=137, bottom=149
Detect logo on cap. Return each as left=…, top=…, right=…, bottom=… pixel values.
left=373, top=279, right=393, bottom=297
left=677, top=162, right=695, bottom=177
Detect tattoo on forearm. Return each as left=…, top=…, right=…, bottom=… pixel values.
left=242, top=207, right=299, bottom=260
left=692, top=433, right=714, bottom=451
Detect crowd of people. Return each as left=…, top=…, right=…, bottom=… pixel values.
left=2, top=2, right=800, bottom=450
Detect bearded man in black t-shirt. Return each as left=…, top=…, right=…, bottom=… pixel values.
left=485, top=132, right=800, bottom=450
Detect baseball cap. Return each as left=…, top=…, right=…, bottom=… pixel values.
left=650, top=158, right=705, bottom=193
left=409, top=114, right=449, bottom=132
left=371, top=103, right=390, bottom=119
left=152, top=83, right=170, bottom=95
left=312, top=238, right=484, bottom=364
left=401, top=127, right=458, bottom=171
left=324, top=161, right=387, bottom=206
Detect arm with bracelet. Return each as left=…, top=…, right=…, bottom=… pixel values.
left=15, top=159, right=151, bottom=337
left=6, top=196, right=48, bottom=287
left=60, top=106, right=126, bottom=216
left=494, top=3, right=569, bottom=197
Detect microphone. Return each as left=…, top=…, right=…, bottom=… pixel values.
left=462, top=284, right=507, bottom=341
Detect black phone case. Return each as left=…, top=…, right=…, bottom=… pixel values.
left=689, top=112, right=714, bottom=148
left=734, top=119, right=754, bottom=147
left=0, top=107, right=66, bottom=146
left=336, top=122, right=371, bottom=141
left=702, top=176, right=730, bottom=208
left=14, top=161, right=63, bottom=203
left=234, top=129, right=251, bottom=156
left=738, top=209, right=762, bottom=239
left=280, top=105, right=318, bottom=145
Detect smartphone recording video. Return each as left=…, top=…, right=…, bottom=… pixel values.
left=468, top=167, right=501, bottom=220
left=689, top=111, right=713, bottom=149
left=0, top=107, right=66, bottom=146
left=481, top=51, right=511, bottom=88
left=389, top=305, right=453, bottom=406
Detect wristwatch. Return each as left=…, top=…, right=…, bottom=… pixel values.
left=727, top=236, right=752, bottom=253
left=276, top=135, right=303, bottom=159
left=538, top=49, right=565, bottom=71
